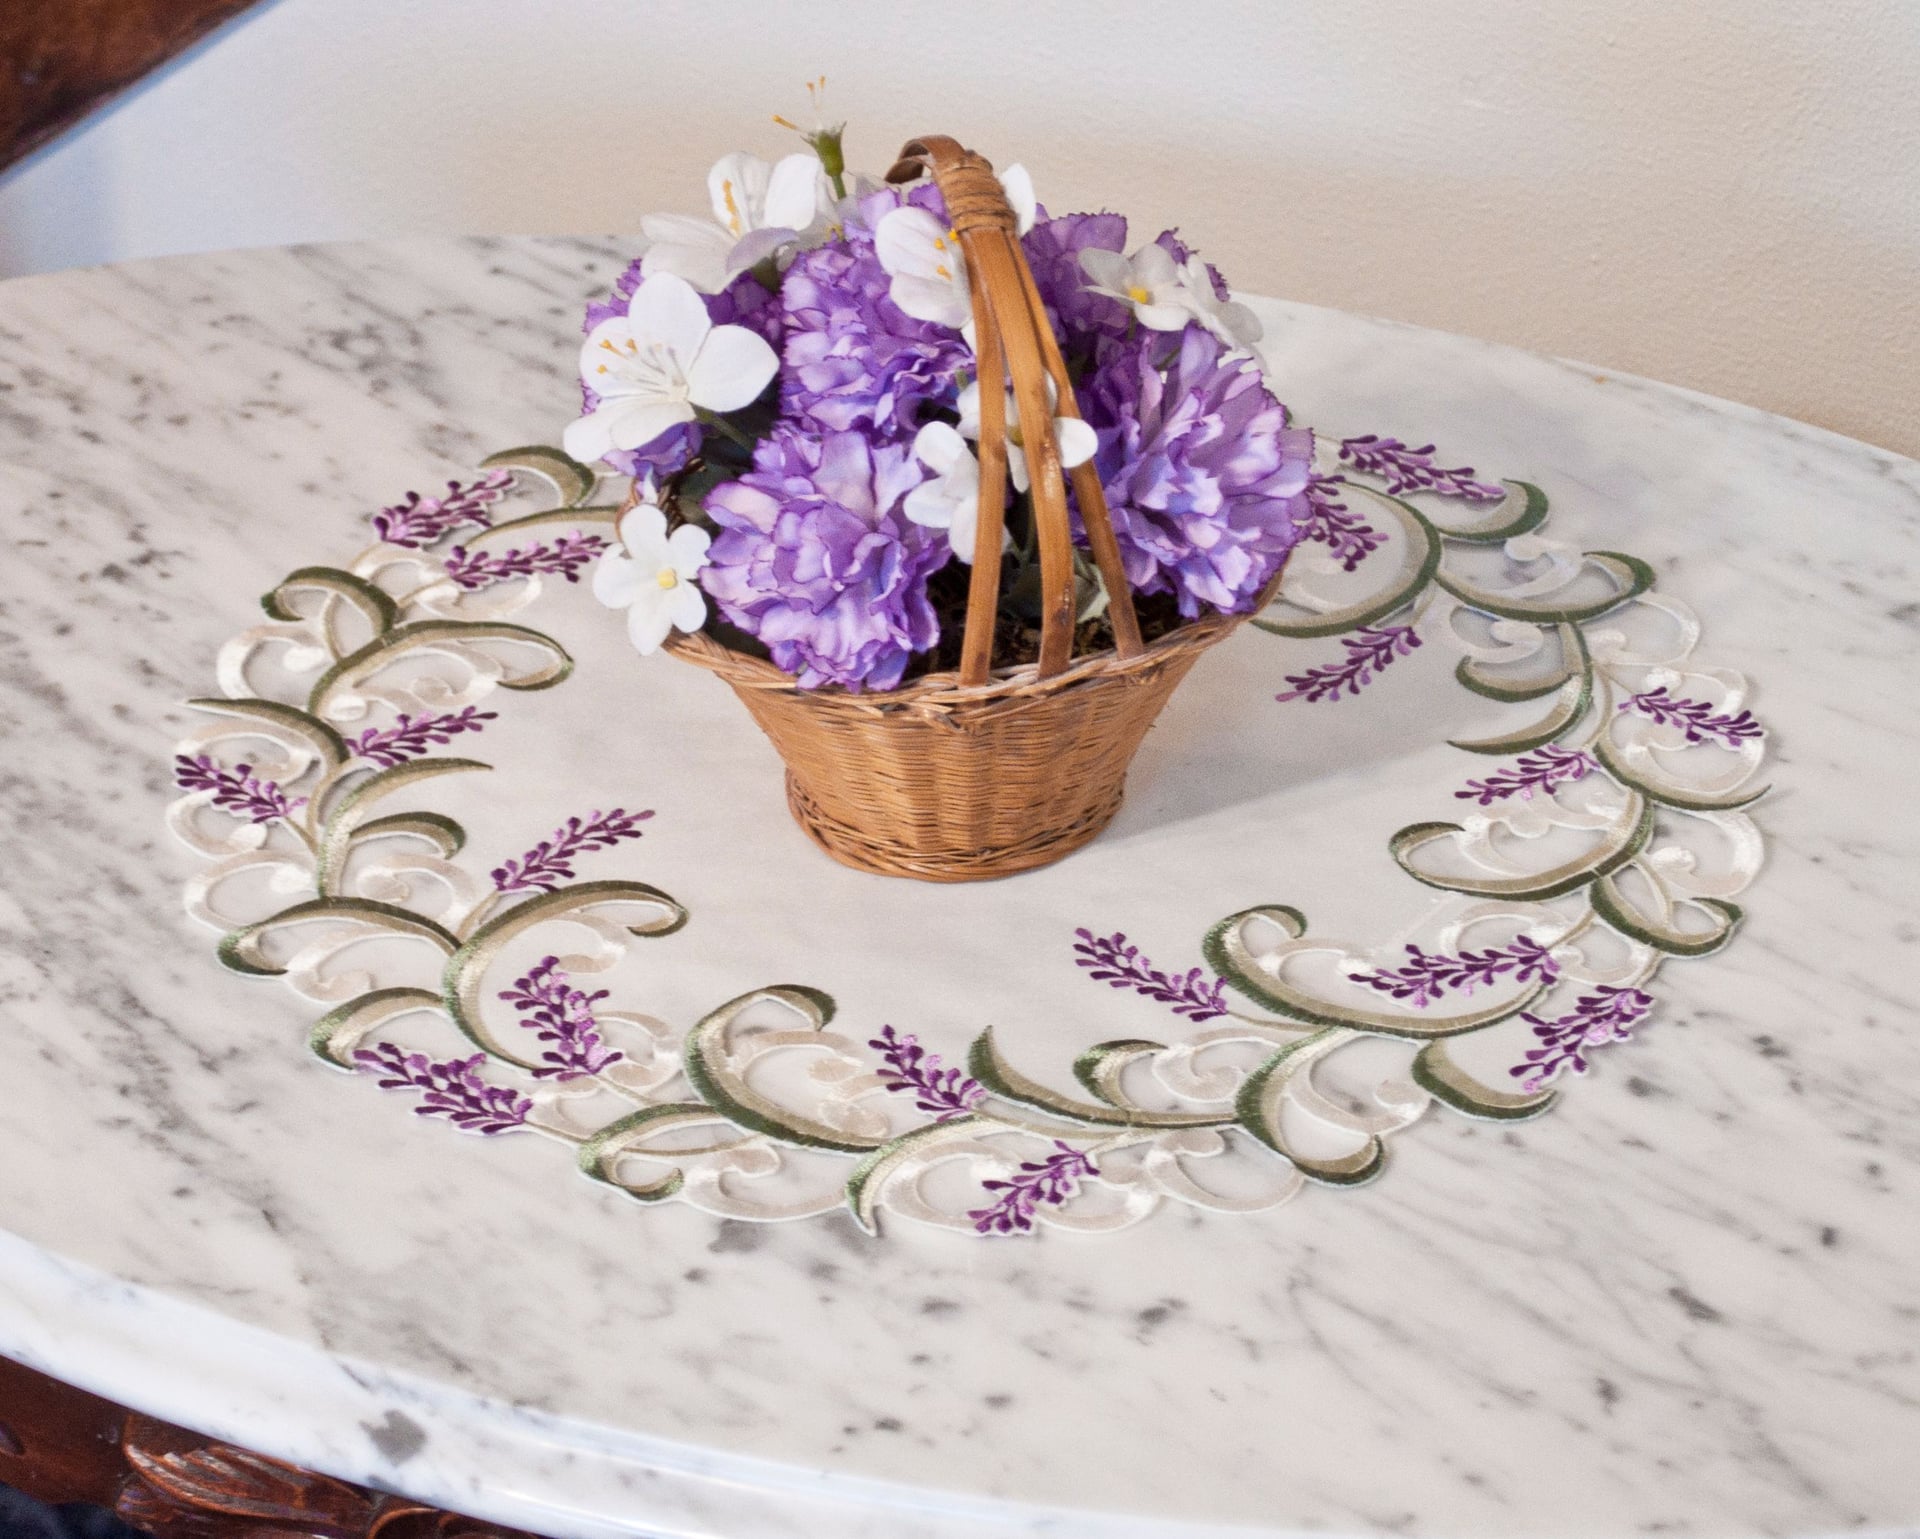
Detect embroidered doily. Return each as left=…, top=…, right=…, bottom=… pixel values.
left=169, top=434, right=1769, bottom=1237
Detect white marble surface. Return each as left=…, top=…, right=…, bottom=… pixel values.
left=1, top=236, right=1918, bottom=1539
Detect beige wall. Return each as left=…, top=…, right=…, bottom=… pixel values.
left=3, top=0, right=1914, bottom=456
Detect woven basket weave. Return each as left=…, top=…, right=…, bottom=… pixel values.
left=661, top=134, right=1272, bottom=882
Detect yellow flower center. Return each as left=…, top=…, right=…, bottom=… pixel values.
left=1127, top=284, right=1152, bottom=305
left=656, top=567, right=679, bottom=590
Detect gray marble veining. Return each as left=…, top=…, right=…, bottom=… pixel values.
left=0, top=236, right=1917, bottom=1539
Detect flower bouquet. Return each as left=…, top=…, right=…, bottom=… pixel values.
left=567, top=115, right=1314, bottom=881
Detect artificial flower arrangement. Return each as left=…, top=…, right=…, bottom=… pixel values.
left=563, top=110, right=1314, bottom=881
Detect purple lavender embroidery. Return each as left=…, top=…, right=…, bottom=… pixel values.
left=1456, top=747, right=1596, bottom=806
left=1073, top=929, right=1227, bottom=1022
left=1352, top=937, right=1559, bottom=1008
left=499, top=956, right=623, bottom=1080
left=1300, top=474, right=1386, bottom=572
left=490, top=808, right=655, bottom=894
left=443, top=532, right=610, bottom=591
left=969, top=1143, right=1099, bottom=1236
left=370, top=469, right=513, bottom=548
left=869, top=1026, right=984, bottom=1120
left=352, top=1041, right=532, bottom=1134
left=346, top=707, right=498, bottom=767
left=172, top=754, right=304, bottom=823
left=1337, top=435, right=1505, bottom=502
left=1621, top=686, right=1764, bottom=749
left=1511, top=986, right=1654, bottom=1091
left=1277, top=625, right=1422, bottom=703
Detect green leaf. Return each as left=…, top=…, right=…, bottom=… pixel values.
left=968, top=1026, right=1226, bottom=1128
left=1233, top=1029, right=1387, bottom=1185
left=1452, top=622, right=1587, bottom=704
left=1391, top=792, right=1654, bottom=903
left=681, top=985, right=880, bottom=1153
left=1426, top=480, right=1549, bottom=543
left=577, top=1102, right=745, bottom=1203
left=1072, top=1038, right=1167, bottom=1108
left=262, top=567, right=399, bottom=635
left=346, top=810, right=467, bottom=861
left=315, top=757, right=489, bottom=893
left=1447, top=673, right=1592, bottom=755
left=218, top=899, right=458, bottom=977
left=845, top=1115, right=989, bottom=1236
left=307, top=620, right=572, bottom=719
left=1435, top=551, right=1654, bottom=624
left=480, top=445, right=598, bottom=508
left=186, top=696, right=349, bottom=772
left=1254, top=488, right=1443, bottom=638
left=1591, top=730, right=1770, bottom=812
left=1411, top=1040, right=1558, bottom=1121
left=307, top=987, right=443, bottom=1068
left=1202, top=906, right=1549, bottom=1039
left=442, top=881, right=687, bottom=1065
left=458, top=505, right=624, bottom=549
left=1590, top=870, right=1744, bottom=957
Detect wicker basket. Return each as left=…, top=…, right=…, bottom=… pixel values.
left=661, top=134, right=1273, bottom=882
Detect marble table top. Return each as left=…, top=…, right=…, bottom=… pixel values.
left=1, top=235, right=1917, bottom=1539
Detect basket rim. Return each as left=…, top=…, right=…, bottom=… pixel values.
left=662, top=605, right=1247, bottom=710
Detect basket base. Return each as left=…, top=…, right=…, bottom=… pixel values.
left=785, top=772, right=1126, bottom=883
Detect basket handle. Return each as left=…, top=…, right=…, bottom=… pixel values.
left=886, top=136, right=1145, bottom=687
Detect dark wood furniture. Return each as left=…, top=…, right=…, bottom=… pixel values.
left=1, top=0, right=266, bottom=171
left=0, top=1356, right=533, bottom=1539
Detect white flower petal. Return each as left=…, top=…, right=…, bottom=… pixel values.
left=562, top=412, right=614, bottom=465
left=666, top=521, right=713, bottom=573
left=874, top=206, right=952, bottom=279
left=578, top=317, right=636, bottom=392
left=727, top=226, right=796, bottom=274
left=616, top=503, right=672, bottom=562
left=628, top=272, right=713, bottom=364
left=707, top=152, right=772, bottom=236
left=1136, top=300, right=1196, bottom=332
left=1218, top=299, right=1263, bottom=345
left=1077, top=247, right=1132, bottom=289
left=949, top=500, right=979, bottom=564
left=665, top=579, right=708, bottom=634
left=764, top=153, right=827, bottom=232
left=638, top=214, right=733, bottom=293
left=603, top=396, right=694, bottom=452
left=1133, top=242, right=1179, bottom=285
left=903, top=480, right=958, bottom=530
left=684, top=324, right=778, bottom=412
left=591, top=549, right=642, bottom=609
left=1055, top=417, right=1098, bottom=469
left=1006, top=442, right=1031, bottom=494
left=912, top=420, right=968, bottom=475
left=998, top=164, right=1037, bottom=236
left=955, top=382, right=983, bottom=439
left=889, top=274, right=971, bottom=330
left=627, top=592, right=677, bottom=654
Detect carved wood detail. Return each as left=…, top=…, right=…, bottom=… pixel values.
left=0, top=1355, right=536, bottom=1539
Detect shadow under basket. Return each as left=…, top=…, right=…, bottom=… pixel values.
left=665, top=614, right=1244, bottom=882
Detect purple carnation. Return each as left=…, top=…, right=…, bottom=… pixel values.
left=578, top=257, right=783, bottom=479
left=1022, top=209, right=1131, bottom=349
left=701, top=426, right=949, bottom=690
left=777, top=187, right=969, bottom=440
left=1152, top=229, right=1232, bottom=301
left=1080, top=326, right=1313, bottom=616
